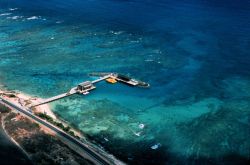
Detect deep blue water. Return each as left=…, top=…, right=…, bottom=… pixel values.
left=0, top=0, right=250, bottom=164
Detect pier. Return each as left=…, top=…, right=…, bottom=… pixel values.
left=31, top=73, right=149, bottom=107
left=31, top=90, right=77, bottom=107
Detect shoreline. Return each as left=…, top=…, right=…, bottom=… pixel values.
left=0, top=105, right=95, bottom=165
left=0, top=87, right=124, bottom=165
left=0, top=88, right=83, bottom=138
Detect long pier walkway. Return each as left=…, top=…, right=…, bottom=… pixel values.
left=31, top=75, right=111, bottom=107
left=31, top=73, right=149, bottom=107
left=91, top=75, right=111, bottom=84
left=31, top=90, right=77, bottom=107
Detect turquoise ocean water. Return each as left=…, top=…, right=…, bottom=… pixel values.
left=0, top=0, right=250, bottom=164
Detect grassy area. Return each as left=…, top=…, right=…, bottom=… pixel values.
left=4, top=112, right=94, bottom=165
left=0, top=104, right=11, bottom=113
left=4, top=93, right=16, bottom=98
left=0, top=103, right=80, bottom=139
left=35, top=113, right=78, bottom=138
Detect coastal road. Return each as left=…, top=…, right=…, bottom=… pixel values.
left=0, top=97, right=112, bottom=165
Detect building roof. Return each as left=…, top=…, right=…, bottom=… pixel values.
left=79, top=81, right=92, bottom=86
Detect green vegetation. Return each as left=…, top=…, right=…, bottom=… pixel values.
left=4, top=93, right=16, bottom=98
left=0, top=103, right=11, bottom=113
left=36, top=113, right=54, bottom=122
left=69, top=130, right=75, bottom=136
left=4, top=112, right=93, bottom=165
left=8, top=94, right=16, bottom=98
left=35, top=113, right=77, bottom=138
left=63, top=126, right=70, bottom=132
left=5, top=112, right=40, bottom=132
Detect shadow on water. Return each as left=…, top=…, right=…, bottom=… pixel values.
left=86, top=132, right=171, bottom=165
left=88, top=131, right=250, bottom=165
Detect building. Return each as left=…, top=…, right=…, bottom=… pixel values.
left=77, top=81, right=94, bottom=91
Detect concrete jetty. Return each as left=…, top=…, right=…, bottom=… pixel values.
left=31, top=73, right=149, bottom=107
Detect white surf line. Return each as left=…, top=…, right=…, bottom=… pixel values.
left=9, top=8, right=18, bottom=11
left=0, top=13, right=12, bottom=16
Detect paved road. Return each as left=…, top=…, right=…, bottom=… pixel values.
left=0, top=97, right=111, bottom=165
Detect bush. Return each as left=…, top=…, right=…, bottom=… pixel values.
left=63, top=126, right=70, bottom=132
left=35, top=113, right=81, bottom=138
left=69, top=131, right=75, bottom=136
left=0, top=104, right=11, bottom=113
left=55, top=122, right=64, bottom=128
left=8, top=94, right=16, bottom=98
left=34, top=123, right=40, bottom=128
left=36, top=113, right=54, bottom=122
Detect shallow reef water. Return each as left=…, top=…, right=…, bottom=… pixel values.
left=0, top=0, right=250, bottom=164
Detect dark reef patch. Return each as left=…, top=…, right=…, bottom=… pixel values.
left=177, top=100, right=250, bottom=164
